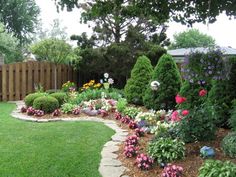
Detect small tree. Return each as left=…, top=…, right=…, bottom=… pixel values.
left=31, top=38, right=79, bottom=89
left=143, top=54, right=182, bottom=110
left=124, top=55, right=153, bottom=105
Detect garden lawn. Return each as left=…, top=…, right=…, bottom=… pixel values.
left=0, top=103, right=115, bottom=177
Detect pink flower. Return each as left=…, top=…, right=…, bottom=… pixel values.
left=199, top=89, right=207, bottom=97
left=182, top=110, right=189, bottom=116
left=171, top=111, right=181, bottom=122
left=175, top=94, right=186, bottom=104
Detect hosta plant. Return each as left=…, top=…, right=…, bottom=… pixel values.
left=221, top=132, right=236, bottom=158
left=162, top=164, right=183, bottom=177
left=116, top=98, right=128, bottom=113
left=148, top=137, right=185, bottom=164
left=198, top=160, right=236, bottom=177
left=123, top=107, right=141, bottom=119
left=125, top=135, right=139, bottom=146
left=136, top=153, right=154, bottom=170
left=124, top=145, right=139, bottom=158
left=135, top=111, right=159, bottom=126
left=61, top=103, right=77, bottom=114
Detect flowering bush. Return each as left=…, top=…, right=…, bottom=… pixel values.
left=26, top=107, right=36, bottom=115
left=136, top=153, right=154, bottom=170
left=81, top=80, right=102, bottom=91
left=124, top=145, right=139, bottom=158
left=135, top=111, right=160, bottom=126
left=61, top=103, right=77, bottom=114
left=21, top=106, right=27, bottom=113
left=62, top=81, right=76, bottom=92
left=52, top=109, right=61, bottom=116
left=72, top=107, right=80, bottom=115
left=161, top=164, right=183, bottom=177
left=175, top=95, right=186, bottom=104
left=135, top=128, right=145, bottom=137
left=120, top=115, right=131, bottom=124
left=34, top=110, right=44, bottom=117
left=125, top=135, right=139, bottom=146
left=199, top=89, right=207, bottom=97
left=114, top=112, right=122, bottom=120
left=128, top=121, right=138, bottom=129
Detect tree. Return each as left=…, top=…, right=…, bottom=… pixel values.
left=143, top=54, right=182, bottom=110
left=0, top=23, right=23, bottom=64
left=0, top=0, right=40, bottom=44
left=124, top=56, right=153, bottom=105
left=169, top=29, right=216, bottom=49
left=33, top=19, right=68, bottom=42
left=30, top=38, right=80, bottom=89
left=54, top=0, right=236, bottom=27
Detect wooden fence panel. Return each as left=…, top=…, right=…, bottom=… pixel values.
left=0, top=61, right=77, bottom=101
left=2, top=65, right=7, bottom=101
left=15, top=63, right=21, bottom=100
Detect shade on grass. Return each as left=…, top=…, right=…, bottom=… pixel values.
left=0, top=103, right=115, bottom=177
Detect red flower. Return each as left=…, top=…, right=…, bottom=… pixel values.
left=175, top=94, right=186, bottom=104
left=171, top=111, right=181, bottom=122
left=182, top=110, right=189, bottom=116
left=199, top=89, right=207, bottom=97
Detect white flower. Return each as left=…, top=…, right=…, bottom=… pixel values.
left=108, top=78, right=114, bottom=84
left=100, top=79, right=104, bottom=84
left=104, top=73, right=109, bottom=78
left=150, top=81, right=160, bottom=91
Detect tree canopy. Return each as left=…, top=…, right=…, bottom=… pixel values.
left=0, top=23, right=23, bottom=64
left=54, top=0, right=236, bottom=26
left=169, top=29, right=216, bottom=49
left=0, top=0, right=40, bottom=44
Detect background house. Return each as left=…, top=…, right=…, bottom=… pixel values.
left=168, top=47, right=236, bottom=64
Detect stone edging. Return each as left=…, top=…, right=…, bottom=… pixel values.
left=9, top=101, right=130, bottom=177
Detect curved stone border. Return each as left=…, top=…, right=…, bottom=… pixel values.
left=9, top=101, right=130, bottom=177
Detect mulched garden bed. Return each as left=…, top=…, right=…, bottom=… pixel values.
left=21, top=110, right=235, bottom=177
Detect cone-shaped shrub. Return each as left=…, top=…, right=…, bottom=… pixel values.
left=124, top=55, right=153, bottom=105
left=208, top=57, right=236, bottom=127
left=143, top=54, right=182, bottom=110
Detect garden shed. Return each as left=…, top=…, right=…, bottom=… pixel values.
left=168, top=47, right=236, bottom=64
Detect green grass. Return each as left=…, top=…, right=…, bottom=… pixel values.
left=0, top=103, right=115, bottom=177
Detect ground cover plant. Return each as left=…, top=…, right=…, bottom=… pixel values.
left=0, top=103, right=114, bottom=177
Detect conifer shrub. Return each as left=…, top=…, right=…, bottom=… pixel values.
left=208, top=57, right=236, bottom=127
left=124, top=55, right=153, bottom=105
left=33, top=96, right=59, bottom=113
left=143, top=54, right=182, bottom=110
left=229, top=100, right=236, bottom=131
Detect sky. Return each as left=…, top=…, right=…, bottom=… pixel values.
left=35, top=0, right=236, bottom=48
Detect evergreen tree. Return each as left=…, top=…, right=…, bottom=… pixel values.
left=208, top=57, right=236, bottom=127
left=143, top=54, right=182, bottom=110
left=124, top=56, right=153, bottom=105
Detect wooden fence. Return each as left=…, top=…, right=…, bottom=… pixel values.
left=0, top=61, right=77, bottom=101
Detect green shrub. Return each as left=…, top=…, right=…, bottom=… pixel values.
left=230, top=100, right=236, bottom=131
left=179, top=102, right=216, bottom=143
left=33, top=96, right=59, bottom=113
left=24, top=92, right=47, bottom=107
left=116, top=98, right=128, bottom=112
left=221, top=132, right=236, bottom=158
left=143, top=54, right=182, bottom=110
left=148, top=137, right=185, bottom=164
left=50, top=92, right=68, bottom=106
left=46, top=89, right=61, bottom=94
left=61, top=103, right=77, bottom=114
left=124, top=55, right=153, bottom=105
left=208, top=57, right=236, bottom=127
left=76, top=89, right=122, bottom=104
left=198, top=160, right=236, bottom=177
